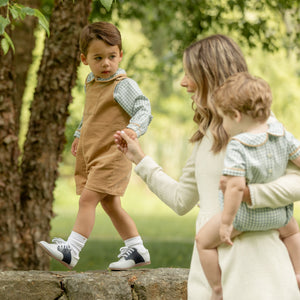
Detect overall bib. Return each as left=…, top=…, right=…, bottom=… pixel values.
left=75, top=74, right=131, bottom=196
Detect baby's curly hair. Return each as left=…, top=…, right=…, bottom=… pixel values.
left=213, top=72, right=272, bottom=122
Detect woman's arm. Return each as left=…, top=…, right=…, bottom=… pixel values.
left=115, top=130, right=199, bottom=215
left=248, top=162, right=300, bottom=208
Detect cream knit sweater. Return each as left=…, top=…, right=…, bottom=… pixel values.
left=135, top=130, right=300, bottom=300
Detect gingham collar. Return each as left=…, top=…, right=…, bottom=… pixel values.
left=86, top=68, right=126, bottom=83
left=231, top=122, right=285, bottom=147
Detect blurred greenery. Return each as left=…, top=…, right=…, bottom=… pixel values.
left=18, top=1, right=300, bottom=271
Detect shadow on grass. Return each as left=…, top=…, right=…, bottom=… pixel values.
left=50, top=239, right=193, bottom=272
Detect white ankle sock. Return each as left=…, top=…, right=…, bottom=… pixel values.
left=125, top=236, right=146, bottom=252
left=67, top=231, right=87, bottom=259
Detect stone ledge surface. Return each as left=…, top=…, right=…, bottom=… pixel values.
left=0, top=268, right=189, bottom=300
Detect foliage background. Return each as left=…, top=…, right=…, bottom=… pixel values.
left=18, top=0, right=300, bottom=271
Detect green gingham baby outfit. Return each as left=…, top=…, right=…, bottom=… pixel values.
left=220, top=121, right=300, bottom=231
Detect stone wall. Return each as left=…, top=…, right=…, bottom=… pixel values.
left=0, top=268, right=189, bottom=300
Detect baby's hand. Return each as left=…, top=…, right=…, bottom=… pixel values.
left=219, top=223, right=234, bottom=246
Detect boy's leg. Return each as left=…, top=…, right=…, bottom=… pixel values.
left=195, top=213, right=224, bottom=298
left=278, top=217, right=300, bottom=288
left=72, top=189, right=105, bottom=237
left=39, top=189, right=104, bottom=269
left=195, top=212, right=241, bottom=299
left=100, top=195, right=150, bottom=270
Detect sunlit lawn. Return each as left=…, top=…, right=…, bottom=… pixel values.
left=50, top=171, right=198, bottom=272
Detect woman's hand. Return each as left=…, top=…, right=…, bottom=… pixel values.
left=114, top=130, right=146, bottom=165
left=71, top=137, right=79, bottom=157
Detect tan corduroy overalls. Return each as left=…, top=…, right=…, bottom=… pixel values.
left=75, top=73, right=131, bottom=196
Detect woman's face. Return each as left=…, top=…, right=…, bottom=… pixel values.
left=181, top=73, right=197, bottom=93
left=181, top=59, right=197, bottom=94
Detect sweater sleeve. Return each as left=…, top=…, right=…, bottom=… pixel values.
left=134, top=147, right=199, bottom=216
left=248, top=161, right=300, bottom=208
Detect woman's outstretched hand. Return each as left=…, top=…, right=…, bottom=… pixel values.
left=114, top=130, right=146, bottom=165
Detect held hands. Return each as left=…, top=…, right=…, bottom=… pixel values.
left=114, top=130, right=145, bottom=165
left=219, top=223, right=234, bottom=246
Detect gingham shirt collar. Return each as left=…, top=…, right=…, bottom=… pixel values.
left=86, top=68, right=126, bottom=83
left=231, top=122, right=285, bottom=147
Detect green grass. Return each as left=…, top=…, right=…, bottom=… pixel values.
left=50, top=171, right=198, bottom=272
left=50, top=169, right=300, bottom=272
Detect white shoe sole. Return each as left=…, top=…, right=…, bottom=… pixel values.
left=109, top=260, right=151, bottom=271
left=38, top=242, right=73, bottom=270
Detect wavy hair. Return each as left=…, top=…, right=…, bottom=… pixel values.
left=184, top=35, right=248, bottom=153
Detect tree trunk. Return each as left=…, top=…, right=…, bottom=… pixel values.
left=11, top=0, right=40, bottom=135
left=0, top=7, right=22, bottom=270
left=19, top=0, right=91, bottom=270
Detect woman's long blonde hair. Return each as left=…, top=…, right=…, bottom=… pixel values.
left=184, top=34, right=248, bottom=153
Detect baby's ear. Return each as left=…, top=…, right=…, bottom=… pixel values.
left=80, top=53, right=88, bottom=65
left=233, top=109, right=242, bottom=123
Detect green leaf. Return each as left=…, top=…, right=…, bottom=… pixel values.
left=1, top=37, right=9, bottom=54
left=33, top=8, right=50, bottom=37
left=21, top=6, right=35, bottom=16
left=100, top=0, right=113, bottom=11
left=0, top=0, right=9, bottom=8
left=0, top=15, right=10, bottom=35
left=9, top=6, right=21, bottom=19
left=1, top=32, right=15, bottom=54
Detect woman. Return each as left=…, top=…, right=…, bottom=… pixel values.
left=114, top=35, right=300, bottom=300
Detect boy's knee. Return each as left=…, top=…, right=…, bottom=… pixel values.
left=195, top=233, right=203, bottom=250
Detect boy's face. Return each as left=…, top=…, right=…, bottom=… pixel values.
left=81, top=39, right=123, bottom=79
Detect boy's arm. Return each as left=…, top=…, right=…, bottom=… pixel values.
left=222, top=176, right=246, bottom=224
left=114, top=78, right=153, bottom=137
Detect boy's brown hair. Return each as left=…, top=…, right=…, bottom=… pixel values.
left=213, top=72, right=272, bottom=122
left=80, top=22, right=122, bottom=56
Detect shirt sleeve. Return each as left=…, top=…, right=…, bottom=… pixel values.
left=134, top=146, right=199, bottom=216
left=74, top=118, right=83, bottom=138
left=114, top=78, right=153, bottom=137
left=222, top=140, right=246, bottom=177
left=285, top=130, right=300, bottom=160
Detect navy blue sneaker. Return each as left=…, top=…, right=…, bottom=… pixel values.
left=38, top=238, right=78, bottom=269
left=109, top=247, right=151, bottom=270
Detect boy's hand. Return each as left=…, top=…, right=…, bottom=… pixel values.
left=71, top=137, right=79, bottom=157
left=118, top=128, right=137, bottom=148
left=122, top=128, right=137, bottom=139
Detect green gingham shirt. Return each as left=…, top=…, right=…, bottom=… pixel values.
left=74, top=69, right=152, bottom=138
left=220, top=121, right=300, bottom=231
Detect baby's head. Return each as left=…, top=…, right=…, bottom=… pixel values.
left=213, top=72, right=272, bottom=122
left=80, top=22, right=122, bottom=57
